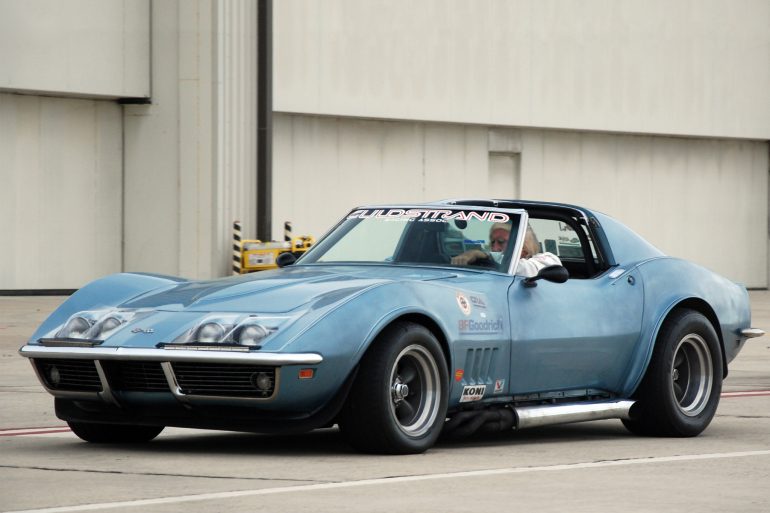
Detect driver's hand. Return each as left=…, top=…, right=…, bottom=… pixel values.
left=451, top=249, right=487, bottom=266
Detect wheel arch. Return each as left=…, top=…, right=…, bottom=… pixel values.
left=339, top=311, right=452, bottom=453
left=625, top=295, right=727, bottom=396
left=655, top=298, right=727, bottom=378
left=366, top=312, right=452, bottom=372
left=395, top=313, right=451, bottom=366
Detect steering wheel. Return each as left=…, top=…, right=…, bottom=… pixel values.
left=472, top=254, right=499, bottom=269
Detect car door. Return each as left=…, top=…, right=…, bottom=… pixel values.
left=506, top=216, right=645, bottom=396
left=507, top=271, right=644, bottom=395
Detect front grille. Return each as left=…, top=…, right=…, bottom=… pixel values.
left=34, top=358, right=102, bottom=392
left=171, top=363, right=277, bottom=398
left=102, top=361, right=169, bottom=392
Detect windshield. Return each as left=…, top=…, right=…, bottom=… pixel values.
left=299, top=207, right=523, bottom=272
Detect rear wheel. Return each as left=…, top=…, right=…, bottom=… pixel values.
left=340, top=321, right=448, bottom=454
left=623, top=309, right=722, bottom=437
left=68, top=421, right=164, bottom=443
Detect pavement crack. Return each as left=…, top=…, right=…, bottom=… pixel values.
left=719, top=414, right=770, bottom=419
left=0, top=464, right=328, bottom=483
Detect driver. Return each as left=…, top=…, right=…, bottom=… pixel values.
left=450, top=223, right=561, bottom=277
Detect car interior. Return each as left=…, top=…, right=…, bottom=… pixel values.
left=440, top=200, right=611, bottom=279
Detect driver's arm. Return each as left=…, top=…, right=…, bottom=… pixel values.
left=451, top=249, right=488, bottom=266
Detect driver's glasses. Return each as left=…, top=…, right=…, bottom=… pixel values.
left=490, top=237, right=508, bottom=250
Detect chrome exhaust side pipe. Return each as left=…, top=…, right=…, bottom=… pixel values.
left=514, top=399, right=635, bottom=430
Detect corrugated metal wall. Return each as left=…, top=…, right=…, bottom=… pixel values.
left=124, top=0, right=258, bottom=280
left=215, top=0, right=258, bottom=272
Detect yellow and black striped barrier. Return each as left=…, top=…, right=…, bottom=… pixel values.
left=233, top=220, right=314, bottom=273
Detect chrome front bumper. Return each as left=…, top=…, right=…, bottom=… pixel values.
left=19, top=345, right=322, bottom=365
left=19, top=345, right=322, bottom=405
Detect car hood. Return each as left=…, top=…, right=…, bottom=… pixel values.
left=120, top=265, right=459, bottom=313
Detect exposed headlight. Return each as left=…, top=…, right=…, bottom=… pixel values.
left=94, top=316, right=123, bottom=339
left=53, top=309, right=149, bottom=341
left=172, top=314, right=288, bottom=347
left=196, top=322, right=226, bottom=343
left=59, top=316, right=93, bottom=339
left=236, top=324, right=270, bottom=346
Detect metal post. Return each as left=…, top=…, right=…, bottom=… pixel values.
left=256, top=0, right=273, bottom=241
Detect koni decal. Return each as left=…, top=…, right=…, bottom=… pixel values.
left=459, top=384, right=486, bottom=402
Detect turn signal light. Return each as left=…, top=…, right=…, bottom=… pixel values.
left=298, top=368, right=314, bottom=379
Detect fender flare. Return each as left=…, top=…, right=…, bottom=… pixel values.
left=627, top=296, right=725, bottom=396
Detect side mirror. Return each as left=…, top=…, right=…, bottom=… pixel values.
left=276, top=252, right=297, bottom=268
left=523, top=265, right=569, bottom=288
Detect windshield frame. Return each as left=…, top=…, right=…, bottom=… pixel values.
left=296, top=205, right=527, bottom=275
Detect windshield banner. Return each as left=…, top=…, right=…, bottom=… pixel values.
left=347, top=208, right=510, bottom=223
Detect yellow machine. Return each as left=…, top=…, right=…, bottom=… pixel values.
left=240, top=236, right=315, bottom=273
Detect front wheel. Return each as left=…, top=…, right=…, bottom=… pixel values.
left=340, top=321, right=448, bottom=454
left=623, top=309, right=723, bottom=437
left=68, top=421, right=164, bottom=443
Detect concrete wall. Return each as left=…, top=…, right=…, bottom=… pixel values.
left=0, top=94, right=122, bottom=289
left=273, top=114, right=768, bottom=287
left=0, top=0, right=150, bottom=99
left=123, top=0, right=257, bottom=280
left=520, top=130, right=768, bottom=288
left=273, top=114, right=492, bottom=237
left=274, top=0, right=770, bottom=139
left=1, top=0, right=768, bottom=289
left=0, top=0, right=257, bottom=289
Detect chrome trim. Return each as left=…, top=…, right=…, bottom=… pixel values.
left=93, top=361, right=122, bottom=407
left=161, top=361, right=188, bottom=405
left=28, top=357, right=104, bottom=401
left=514, top=399, right=635, bottom=430
left=27, top=351, right=285, bottom=405
left=163, top=361, right=281, bottom=404
left=741, top=328, right=765, bottom=339
left=19, top=345, right=322, bottom=365
left=507, top=211, right=529, bottom=276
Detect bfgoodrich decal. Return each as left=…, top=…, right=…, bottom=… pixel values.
left=458, top=318, right=503, bottom=334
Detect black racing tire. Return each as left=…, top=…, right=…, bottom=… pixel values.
left=622, top=309, right=723, bottom=437
left=68, top=421, right=164, bottom=443
left=339, top=321, right=449, bottom=454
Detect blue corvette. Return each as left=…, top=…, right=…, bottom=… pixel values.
left=20, top=200, right=764, bottom=454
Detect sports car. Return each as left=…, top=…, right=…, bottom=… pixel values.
left=20, top=199, right=764, bottom=454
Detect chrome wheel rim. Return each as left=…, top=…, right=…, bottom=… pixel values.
left=671, top=333, right=713, bottom=416
left=389, top=344, right=441, bottom=437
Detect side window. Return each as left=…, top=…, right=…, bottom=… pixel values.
left=527, top=217, right=600, bottom=279
left=527, top=219, right=583, bottom=258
